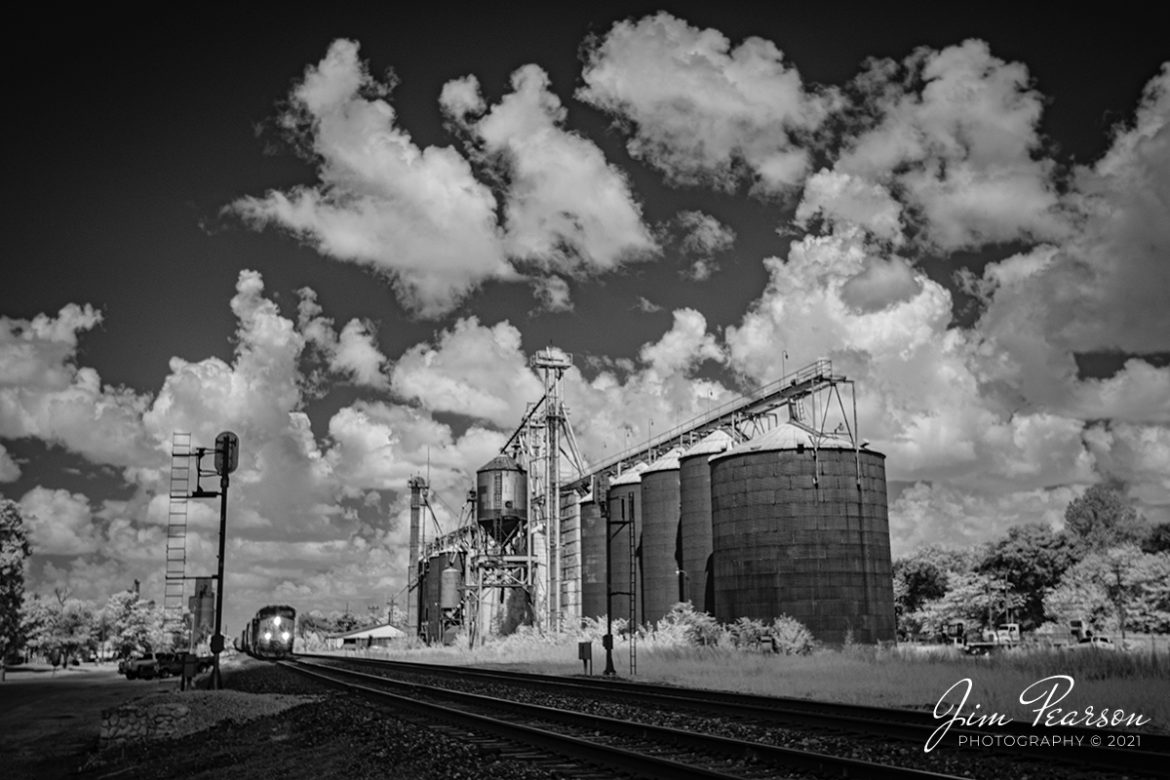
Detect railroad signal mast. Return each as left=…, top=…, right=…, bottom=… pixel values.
left=167, top=430, right=238, bottom=690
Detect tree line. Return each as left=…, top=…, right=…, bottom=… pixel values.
left=894, top=485, right=1170, bottom=641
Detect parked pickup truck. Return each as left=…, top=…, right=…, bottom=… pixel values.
left=120, top=653, right=163, bottom=680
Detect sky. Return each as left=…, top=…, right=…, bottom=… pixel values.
left=4, top=4, right=1168, bottom=635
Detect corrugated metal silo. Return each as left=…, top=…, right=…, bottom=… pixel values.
left=640, top=449, right=682, bottom=625
left=709, top=424, right=895, bottom=643
left=679, top=430, right=732, bottom=613
left=423, top=551, right=464, bottom=645
left=606, top=463, right=647, bottom=625
left=559, top=489, right=582, bottom=626
left=578, top=495, right=606, bottom=620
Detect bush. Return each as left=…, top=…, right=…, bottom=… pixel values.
left=730, top=617, right=769, bottom=649
left=768, top=615, right=817, bottom=655
left=652, top=602, right=723, bottom=647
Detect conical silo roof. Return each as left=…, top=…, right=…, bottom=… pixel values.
left=712, top=422, right=853, bottom=462
left=477, top=453, right=524, bottom=473
left=642, top=447, right=682, bottom=475
left=610, top=461, right=649, bottom=486
left=680, top=429, right=733, bottom=459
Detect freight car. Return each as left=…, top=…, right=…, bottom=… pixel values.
left=243, top=604, right=296, bottom=659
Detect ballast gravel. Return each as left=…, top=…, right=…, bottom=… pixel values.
left=78, top=660, right=560, bottom=780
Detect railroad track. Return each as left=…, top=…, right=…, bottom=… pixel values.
left=286, top=655, right=967, bottom=779
left=293, top=654, right=1168, bottom=778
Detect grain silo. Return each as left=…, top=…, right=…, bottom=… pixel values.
left=558, top=489, right=582, bottom=627
left=578, top=495, right=605, bottom=620
left=422, top=551, right=464, bottom=645
left=678, top=430, right=732, bottom=613
left=606, top=463, right=647, bottom=626
left=640, top=449, right=682, bottom=625
left=709, top=424, right=895, bottom=643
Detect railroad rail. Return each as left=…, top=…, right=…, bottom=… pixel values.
left=293, top=654, right=1168, bottom=778
left=285, top=656, right=968, bottom=779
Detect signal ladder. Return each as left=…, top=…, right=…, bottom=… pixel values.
left=164, top=432, right=191, bottom=631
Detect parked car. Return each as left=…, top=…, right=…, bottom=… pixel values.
left=1069, top=636, right=1119, bottom=651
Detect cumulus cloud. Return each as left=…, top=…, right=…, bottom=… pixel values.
left=532, top=276, right=574, bottom=312
left=390, top=318, right=543, bottom=428
left=297, top=288, right=389, bottom=388
left=233, top=39, right=511, bottom=317
left=1013, top=64, right=1170, bottom=354
left=888, top=483, right=1080, bottom=557
left=0, top=305, right=155, bottom=468
left=579, top=12, right=827, bottom=191
left=445, top=64, right=658, bottom=276
left=829, top=39, right=1065, bottom=250
left=676, top=210, right=734, bottom=279
left=639, top=309, right=723, bottom=375
left=19, top=487, right=101, bottom=556
left=0, top=443, right=19, bottom=482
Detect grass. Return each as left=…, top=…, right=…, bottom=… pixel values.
left=323, top=630, right=1170, bottom=733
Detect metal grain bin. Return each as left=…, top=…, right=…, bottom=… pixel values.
left=709, top=425, right=895, bottom=643
left=423, top=551, right=464, bottom=645
left=578, top=496, right=606, bottom=621
left=679, top=430, right=732, bottom=613
left=606, top=463, right=647, bottom=626
left=476, top=455, right=527, bottom=540
left=640, top=449, right=682, bottom=625
left=558, top=488, right=582, bottom=626
left=440, top=565, right=461, bottom=610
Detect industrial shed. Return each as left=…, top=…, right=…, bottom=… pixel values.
left=327, top=623, right=406, bottom=649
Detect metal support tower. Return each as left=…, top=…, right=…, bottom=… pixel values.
left=407, top=477, right=425, bottom=637
left=506, top=347, right=587, bottom=632
left=164, top=433, right=192, bottom=637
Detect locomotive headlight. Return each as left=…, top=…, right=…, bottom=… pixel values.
left=263, top=631, right=272, bottom=641
left=281, top=631, right=290, bottom=641
left=273, top=616, right=282, bottom=627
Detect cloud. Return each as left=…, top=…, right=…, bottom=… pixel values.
left=888, top=483, right=1079, bottom=557
left=831, top=39, right=1065, bottom=250
left=579, top=12, right=827, bottom=191
left=390, top=318, right=544, bottom=428
left=635, top=296, right=662, bottom=313
left=1026, top=64, right=1170, bottom=353
left=532, top=276, right=574, bottom=312
left=638, top=309, right=723, bottom=376
left=325, top=401, right=505, bottom=496
left=19, top=487, right=101, bottom=556
left=676, top=211, right=734, bottom=279
left=297, top=288, right=389, bottom=388
left=233, top=39, right=512, bottom=317
left=795, top=170, right=903, bottom=243
left=0, top=305, right=155, bottom=468
left=445, top=64, right=658, bottom=275
left=0, top=443, right=19, bottom=482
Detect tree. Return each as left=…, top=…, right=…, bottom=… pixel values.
left=976, top=523, right=1077, bottom=629
left=101, top=590, right=167, bottom=657
left=892, top=546, right=976, bottom=636
left=1043, top=546, right=1170, bottom=638
left=906, top=571, right=1024, bottom=639
left=1141, top=522, right=1170, bottom=554
left=1064, top=484, right=1147, bottom=552
left=1, top=500, right=33, bottom=681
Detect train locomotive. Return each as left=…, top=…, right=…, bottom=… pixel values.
left=240, top=604, right=296, bottom=659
